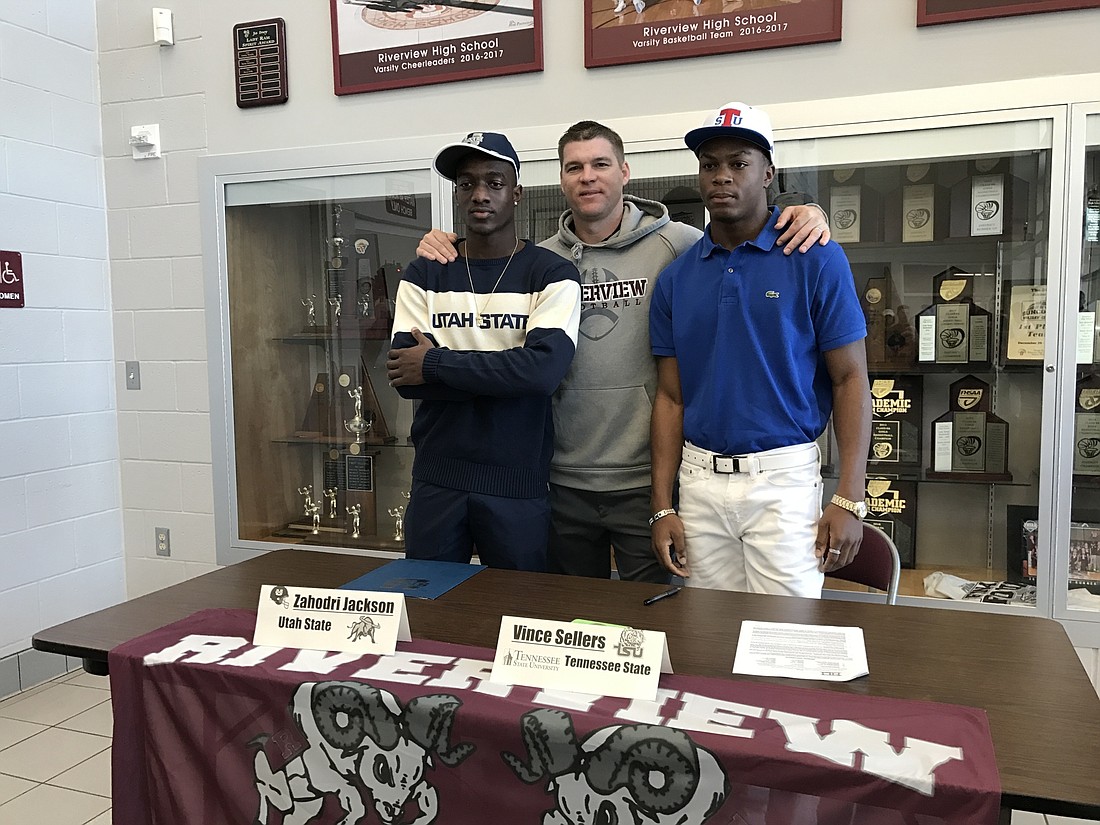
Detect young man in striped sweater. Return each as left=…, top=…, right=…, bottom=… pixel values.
left=387, top=132, right=582, bottom=570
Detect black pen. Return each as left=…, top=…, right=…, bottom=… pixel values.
left=643, top=586, right=682, bottom=606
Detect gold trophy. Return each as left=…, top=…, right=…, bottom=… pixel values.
left=343, top=386, right=372, bottom=445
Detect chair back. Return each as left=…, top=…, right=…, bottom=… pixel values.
left=826, top=522, right=901, bottom=605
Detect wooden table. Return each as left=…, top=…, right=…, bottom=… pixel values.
left=32, top=549, right=1100, bottom=821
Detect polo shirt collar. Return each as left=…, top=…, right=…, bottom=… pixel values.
left=700, top=205, right=780, bottom=258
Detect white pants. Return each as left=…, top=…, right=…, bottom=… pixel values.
left=678, top=441, right=823, bottom=597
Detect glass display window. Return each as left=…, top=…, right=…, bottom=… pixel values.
left=1060, top=105, right=1100, bottom=628
left=772, top=115, right=1059, bottom=608
left=213, top=170, right=432, bottom=559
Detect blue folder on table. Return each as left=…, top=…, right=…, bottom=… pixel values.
left=339, top=558, right=485, bottom=600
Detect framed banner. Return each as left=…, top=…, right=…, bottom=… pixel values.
left=917, top=0, right=1100, bottom=26
left=584, top=0, right=842, bottom=69
left=330, top=1, right=543, bottom=95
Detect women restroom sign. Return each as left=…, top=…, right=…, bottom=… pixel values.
left=0, top=251, right=23, bottom=308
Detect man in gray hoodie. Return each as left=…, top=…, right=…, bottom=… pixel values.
left=416, top=120, right=829, bottom=583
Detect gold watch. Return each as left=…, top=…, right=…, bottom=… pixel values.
left=830, top=494, right=868, bottom=520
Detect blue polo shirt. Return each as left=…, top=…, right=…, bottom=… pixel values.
left=650, top=206, right=865, bottom=456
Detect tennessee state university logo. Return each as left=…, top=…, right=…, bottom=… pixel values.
left=713, top=108, right=743, bottom=127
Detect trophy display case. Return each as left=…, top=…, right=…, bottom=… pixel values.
left=208, top=169, right=434, bottom=560
left=779, top=117, right=1057, bottom=601
left=1061, top=109, right=1100, bottom=625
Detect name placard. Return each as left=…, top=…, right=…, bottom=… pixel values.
left=490, top=616, right=671, bottom=701
left=254, top=584, right=410, bottom=655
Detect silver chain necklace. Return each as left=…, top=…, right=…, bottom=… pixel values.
left=465, top=237, right=520, bottom=316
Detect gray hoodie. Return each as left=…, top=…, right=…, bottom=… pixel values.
left=540, top=194, right=701, bottom=491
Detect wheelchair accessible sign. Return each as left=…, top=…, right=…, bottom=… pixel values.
left=1, top=252, right=23, bottom=308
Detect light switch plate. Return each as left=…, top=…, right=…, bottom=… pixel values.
left=125, top=361, right=141, bottom=390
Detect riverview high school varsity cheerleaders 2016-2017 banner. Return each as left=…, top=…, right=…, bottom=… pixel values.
left=330, top=1, right=543, bottom=95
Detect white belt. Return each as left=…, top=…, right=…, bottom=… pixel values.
left=682, top=441, right=818, bottom=476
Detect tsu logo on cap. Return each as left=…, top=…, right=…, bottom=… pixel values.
left=433, top=131, right=521, bottom=182
left=684, top=101, right=777, bottom=167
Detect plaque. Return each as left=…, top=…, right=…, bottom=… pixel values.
left=928, top=375, right=1011, bottom=480
left=233, top=18, right=288, bottom=109
left=864, top=477, right=917, bottom=568
left=949, top=159, right=1030, bottom=240
left=902, top=184, right=937, bottom=243
left=1074, top=374, right=1100, bottom=477
left=916, top=269, right=990, bottom=366
left=868, top=375, right=922, bottom=467
left=934, top=303, right=971, bottom=364
left=323, top=457, right=348, bottom=490
left=829, top=185, right=862, bottom=244
left=346, top=454, right=375, bottom=492
left=1005, top=284, right=1046, bottom=362
left=970, top=174, right=1004, bottom=237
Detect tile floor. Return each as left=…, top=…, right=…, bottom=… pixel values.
left=0, top=668, right=111, bottom=825
left=0, top=668, right=1094, bottom=824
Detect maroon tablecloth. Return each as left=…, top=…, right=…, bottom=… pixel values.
left=108, top=608, right=1000, bottom=824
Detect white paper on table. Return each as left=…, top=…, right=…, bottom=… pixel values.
left=732, top=621, right=869, bottom=682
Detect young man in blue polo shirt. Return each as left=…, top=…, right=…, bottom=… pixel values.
left=648, top=102, right=871, bottom=597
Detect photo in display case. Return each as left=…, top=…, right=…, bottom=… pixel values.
left=1006, top=505, right=1100, bottom=595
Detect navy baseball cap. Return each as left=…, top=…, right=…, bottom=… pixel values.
left=433, top=131, right=521, bottom=182
left=684, top=101, right=777, bottom=166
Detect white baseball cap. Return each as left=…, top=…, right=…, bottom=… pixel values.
left=684, top=101, right=777, bottom=167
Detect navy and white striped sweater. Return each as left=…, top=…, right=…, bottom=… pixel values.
left=390, top=242, right=581, bottom=498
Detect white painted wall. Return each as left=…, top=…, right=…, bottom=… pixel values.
left=0, top=0, right=123, bottom=662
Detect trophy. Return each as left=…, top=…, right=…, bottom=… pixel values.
left=928, top=375, right=1011, bottom=480
left=868, top=376, right=923, bottom=468
left=1074, top=374, right=1100, bottom=477
left=916, top=269, right=991, bottom=366
left=861, top=270, right=915, bottom=369
left=324, top=487, right=338, bottom=519
left=301, top=295, right=318, bottom=329
left=346, top=504, right=361, bottom=539
left=328, top=294, right=342, bottom=327
left=864, top=477, right=918, bottom=568
left=388, top=491, right=410, bottom=542
left=297, top=485, right=314, bottom=517
left=307, top=500, right=321, bottom=535
left=344, top=386, right=373, bottom=444
left=330, top=237, right=345, bottom=270
left=357, top=291, right=373, bottom=318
